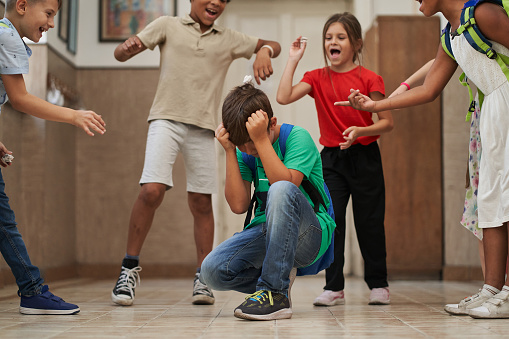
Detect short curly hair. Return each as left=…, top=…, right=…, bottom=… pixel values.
left=222, top=83, right=273, bottom=146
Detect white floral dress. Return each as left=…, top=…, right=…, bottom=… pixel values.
left=451, top=35, right=509, bottom=229
left=460, top=99, right=482, bottom=240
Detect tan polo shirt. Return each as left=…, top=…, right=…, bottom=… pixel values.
left=137, top=15, right=259, bottom=131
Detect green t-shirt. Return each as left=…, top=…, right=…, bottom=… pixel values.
left=236, top=125, right=336, bottom=263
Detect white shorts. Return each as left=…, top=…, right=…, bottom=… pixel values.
left=140, top=119, right=217, bottom=194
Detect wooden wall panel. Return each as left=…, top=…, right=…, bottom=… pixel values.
left=364, top=16, right=442, bottom=279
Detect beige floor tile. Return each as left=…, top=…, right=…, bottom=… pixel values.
left=0, top=276, right=507, bottom=338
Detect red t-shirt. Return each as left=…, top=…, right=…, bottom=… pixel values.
left=301, top=66, right=385, bottom=147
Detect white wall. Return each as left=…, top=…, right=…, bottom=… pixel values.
left=47, top=0, right=431, bottom=68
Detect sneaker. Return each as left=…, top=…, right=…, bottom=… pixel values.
left=313, top=290, right=345, bottom=306
left=444, top=285, right=498, bottom=315
left=19, top=285, right=80, bottom=315
left=369, top=287, right=390, bottom=305
left=192, top=272, right=215, bottom=305
left=469, top=288, right=509, bottom=319
left=234, top=290, right=292, bottom=320
left=111, top=262, right=142, bottom=306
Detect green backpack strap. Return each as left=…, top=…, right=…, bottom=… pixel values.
left=441, top=23, right=456, bottom=61
left=456, top=2, right=509, bottom=80
left=459, top=73, right=481, bottom=122
left=451, top=0, right=509, bottom=120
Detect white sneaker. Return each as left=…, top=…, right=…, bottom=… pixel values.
left=111, top=265, right=142, bottom=306
left=192, top=272, right=215, bottom=305
left=313, top=290, right=345, bottom=306
left=369, top=287, right=390, bottom=305
left=444, top=285, right=499, bottom=315
left=469, top=288, right=509, bottom=319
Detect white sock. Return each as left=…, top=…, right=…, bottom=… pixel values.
left=483, top=284, right=500, bottom=295
left=502, top=285, right=509, bottom=293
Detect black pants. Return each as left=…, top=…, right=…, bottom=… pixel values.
left=321, top=142, right=388, bottom=291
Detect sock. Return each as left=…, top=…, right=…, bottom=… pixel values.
left=502, top=285, right=509, bottom=292
left=483, top=284, right=500, bottom=295
left=122, top=256, right=139, bottom=269
left=125, top=254, right=139, bottom=261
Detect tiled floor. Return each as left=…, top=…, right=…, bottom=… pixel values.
left=0, top=276, right=508, bottom=338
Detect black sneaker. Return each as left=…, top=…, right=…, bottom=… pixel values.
left=111, top=260, right=142, bottom=306
left=234, top=290, right=292, bottom=320
left=192, top=272, right=215, bottom=305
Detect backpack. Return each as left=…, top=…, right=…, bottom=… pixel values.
left=240, top=123, right=335, bottom=276
left=441, top=0, right=509, bottom=121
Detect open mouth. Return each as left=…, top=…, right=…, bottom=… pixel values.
left=330, top=48, right=341, bottom=58
left=206, top=8, right=218, bottom=17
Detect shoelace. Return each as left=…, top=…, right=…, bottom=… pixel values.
left=193, top=277, right=213, bottom=296
left=116, top=266, right=142, bottom=295
left=463, top=289, right=482, bottom=303
left=246, top=290, right=274, bottom=306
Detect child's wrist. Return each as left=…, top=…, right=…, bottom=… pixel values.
left=259, top=45, right=274, bottom=58
left=400, top=82, right=411, bottom=90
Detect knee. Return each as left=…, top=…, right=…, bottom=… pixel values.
left=200, top=254, right=224, bottom=290
left=138, top=184, right=165, bottom=208
left=188, top=193, right=213, bottom=216
left=267, top=181, right=298, bottom=206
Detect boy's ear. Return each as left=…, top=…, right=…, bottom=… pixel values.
left=16, top=0, right=29, bottom=15
left=269, top=117, right=277, bottom=129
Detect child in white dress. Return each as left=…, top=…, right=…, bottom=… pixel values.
left=338, top=0, right=509, bottom=319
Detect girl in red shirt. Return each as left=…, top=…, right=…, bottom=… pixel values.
left=277, top=12, right=393, bottom=306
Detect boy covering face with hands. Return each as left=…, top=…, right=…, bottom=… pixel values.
left=200, top=79, right=335, bottom=321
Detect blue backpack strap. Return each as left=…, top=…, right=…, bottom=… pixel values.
left=241, top=152, right=256, bottom=176
left=278, top=123, right=294, bottom=155
left=441, top=23, right=455, bottom=61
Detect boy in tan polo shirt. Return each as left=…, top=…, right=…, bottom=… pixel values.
left=111, top=0, right=281, bottom=306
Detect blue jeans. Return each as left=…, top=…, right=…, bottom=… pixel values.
left=0, top=169, right=43, bottom=296
left=201, top=181, right=322, bottom=295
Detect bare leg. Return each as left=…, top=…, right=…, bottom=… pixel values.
left=478, top=239, right=485, bottom=279
left=483, top=223, right=508, bottom=290
left=126, top=183, right=167, bottom=256
left=188, top=192, right=214, bottom=267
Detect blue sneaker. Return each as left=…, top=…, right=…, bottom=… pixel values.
left=19, top=285, right=80, bottom=315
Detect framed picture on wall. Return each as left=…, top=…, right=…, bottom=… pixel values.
left=58, top=0, right=69, bottom=42
left=99, top=0, right=173, bottom=42
left=67, top=0, right=78, bottom=54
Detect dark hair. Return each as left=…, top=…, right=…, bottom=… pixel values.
left=190, top=0, right=230, bottom=2
left=222, top=83, right=273, bottom=146
left=6, top=0, right=62, bottom=12
left=322, top=12, right=363, bottom=67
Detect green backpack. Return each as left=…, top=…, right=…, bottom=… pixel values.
left=441, top=0, right=509, bottom=120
